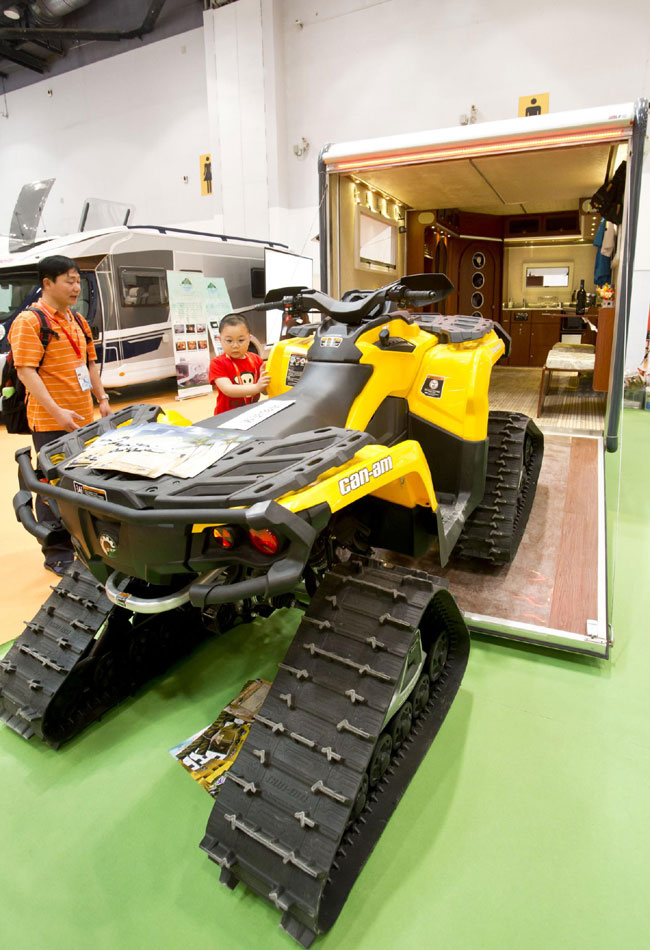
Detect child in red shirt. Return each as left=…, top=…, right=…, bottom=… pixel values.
left=209, top=314, right=270, bottom=415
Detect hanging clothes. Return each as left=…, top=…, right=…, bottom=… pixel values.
left=593, top=218, right=611, bottom=286
left=601, top=221, right=617, bottom=258
left=591, top=160, right=626, bottom=225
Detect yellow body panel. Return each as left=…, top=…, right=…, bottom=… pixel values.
left=193, top=316, right=504, bottom=527
left=265, top=316, right=505, bottom=443
left=266, top=336, right=313, bottom=397
left=157, top=409, right=192, bottom=427
left=276, top=440, right=437, bottom=516
left=404, top=334, right=504, bottom=441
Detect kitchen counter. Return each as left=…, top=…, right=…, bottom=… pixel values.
left=500, top=306, right=598, bottom=315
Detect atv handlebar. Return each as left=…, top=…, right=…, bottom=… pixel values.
left=252, top=273, right=454, bottom=326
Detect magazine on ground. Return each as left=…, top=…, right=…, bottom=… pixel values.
left=65, top=423, right=248, bottom=479
left=169, top=679, right=271, bottom=797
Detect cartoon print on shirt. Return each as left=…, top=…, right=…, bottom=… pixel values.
left=239, top=372, right=255, bottom=386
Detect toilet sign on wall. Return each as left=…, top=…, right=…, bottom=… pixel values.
left=200, top=153, right=212, bottom=196
left=518, top=93, right=550, bottom=117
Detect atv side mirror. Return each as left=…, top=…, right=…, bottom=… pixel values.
left=398, top=273, right=454, bottom=300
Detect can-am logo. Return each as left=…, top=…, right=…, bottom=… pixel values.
left=339, top=456, right=393, bottom=495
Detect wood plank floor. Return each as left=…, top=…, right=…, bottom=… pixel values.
left=384, top=435, right=600, bottom=638
left=490, top=365, right=606, bottom=435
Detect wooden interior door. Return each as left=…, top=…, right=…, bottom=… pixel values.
left=455, top=240, right=502, bottom=320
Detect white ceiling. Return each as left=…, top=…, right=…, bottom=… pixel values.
left=355, top=142, right=617, bottom=215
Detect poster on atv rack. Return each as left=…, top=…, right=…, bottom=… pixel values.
left=167, top=272, right=214, bottom=399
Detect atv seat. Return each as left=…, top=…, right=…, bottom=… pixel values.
left=197, top=360, right=373, bottom=440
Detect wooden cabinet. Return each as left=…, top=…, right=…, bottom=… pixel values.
left=530, top=312, right=563, bottom=366
left=500, top=310, right=560, bottom=366
left=499, top=308, right=598, bottom=366
left=503, top=210, right=581, bottom=239
left=508, top=312, right=532, bottom=365
left=593, top=307, right=615, bottom=391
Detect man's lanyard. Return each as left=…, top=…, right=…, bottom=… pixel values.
left=38, top=302, right=83, bottom=360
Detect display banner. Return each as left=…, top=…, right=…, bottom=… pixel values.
left=167, top=272, right=232, bottom=399
left=204, top=277, right=233, bottom=357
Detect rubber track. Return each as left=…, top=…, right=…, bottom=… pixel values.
left=0, top=564, right=211, bottom=748
left=0, top=565, right=112, bottom=745
left=200, top=559, right=470, bottom=946
left=455, top=410, right=544, bottom=564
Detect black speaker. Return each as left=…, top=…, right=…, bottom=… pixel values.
left=250, top=267, right=265, bottom=298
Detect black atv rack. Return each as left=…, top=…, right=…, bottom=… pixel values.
left=417, top=312, right=511, bottom=354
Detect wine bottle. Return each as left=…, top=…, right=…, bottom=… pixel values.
left=575, top=279, right=586, bottom=315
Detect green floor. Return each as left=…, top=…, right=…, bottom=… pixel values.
left=1, top=412, right=649, bottom=950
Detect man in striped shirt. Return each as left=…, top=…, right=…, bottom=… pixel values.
left=9, top=255, right=112, bottom=574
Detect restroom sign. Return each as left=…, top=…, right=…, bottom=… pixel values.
left=200, top=153, right=212, bottom=196
left=518, top=93, right=549, bottom=117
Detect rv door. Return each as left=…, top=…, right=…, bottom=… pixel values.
left=102, top=251, right=174, bottom=387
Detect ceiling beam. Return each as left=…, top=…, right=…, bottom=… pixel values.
left=0, top=0, right=168, bottom=43
left=0, top=41, right=46, bottom=73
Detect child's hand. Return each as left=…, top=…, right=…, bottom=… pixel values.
left=256, top=369, right=271, bottom=392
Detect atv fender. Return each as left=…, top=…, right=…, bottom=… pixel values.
left=276, top=440, right=438, bottom=517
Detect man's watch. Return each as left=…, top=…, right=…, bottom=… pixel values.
left=98, top=394, right=109, bottom=402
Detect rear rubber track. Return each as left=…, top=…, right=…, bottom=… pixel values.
left=455, top=410, right=544, bottom=564
left=0, top=564, right=211, bottom=748
left=200, top=558, right=470, bottom=946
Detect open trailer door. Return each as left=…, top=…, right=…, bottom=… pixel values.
left=318, top=100, right=648, bottom=657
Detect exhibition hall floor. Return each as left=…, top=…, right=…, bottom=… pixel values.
left=1, top=402, right=649, bottom=950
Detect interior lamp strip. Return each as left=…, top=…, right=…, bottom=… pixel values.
left=331, top=128, right=630, bottom=172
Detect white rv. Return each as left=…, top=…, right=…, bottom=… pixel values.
left=0, top=225, right=287, bottom=387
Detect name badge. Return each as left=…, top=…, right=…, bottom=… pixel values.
left=75, top=364, right=92, bottom=391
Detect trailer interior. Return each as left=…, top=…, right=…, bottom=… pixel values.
left=320, top=102, right=648, bottom=656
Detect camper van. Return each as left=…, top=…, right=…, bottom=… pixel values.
left=0, top=225, right=288, bottom=387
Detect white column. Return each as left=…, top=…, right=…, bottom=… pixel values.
left=203, top=0, right=282, bottom=241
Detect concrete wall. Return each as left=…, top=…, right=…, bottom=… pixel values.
left=0, top=28, right=213, bottom=249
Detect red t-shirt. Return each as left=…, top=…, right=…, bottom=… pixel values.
left=209, top=352, right=264, bottom=415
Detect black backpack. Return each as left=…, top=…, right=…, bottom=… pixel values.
left=0, top=307, right=90, bottom=435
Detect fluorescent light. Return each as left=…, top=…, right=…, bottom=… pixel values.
left=3, top=6, right=21, bottom=19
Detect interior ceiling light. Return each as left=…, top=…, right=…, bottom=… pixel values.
left=331, top=128, right=630, bottom=172
left=3, top=6, right=21, bottom=18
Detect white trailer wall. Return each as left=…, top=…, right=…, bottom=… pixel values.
left=0, top=28, right=213, bottom=245
left=0, top=0, right=647, bottom=365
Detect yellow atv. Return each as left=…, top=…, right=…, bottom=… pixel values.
left=2, top=274, right=542, bottom=945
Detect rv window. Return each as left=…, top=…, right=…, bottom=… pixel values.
left=119, top=268, right=169, bottom=307
left=74, top=276, right=92, bottom=321
left=358, top=211, right=397, bottom=268
left=0, top=272, right=39, bottom=320
left=524, top=265, right=571, bottom=288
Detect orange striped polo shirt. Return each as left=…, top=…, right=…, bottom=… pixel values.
left=9, top=299, right=98, bottom=432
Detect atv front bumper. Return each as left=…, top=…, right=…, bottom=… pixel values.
left=15, top=446, right=324, bottom=609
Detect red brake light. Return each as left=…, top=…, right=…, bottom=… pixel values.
left=248, top=528, right=280, bottom=554
left=212, top=526, right=236, bottom=548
